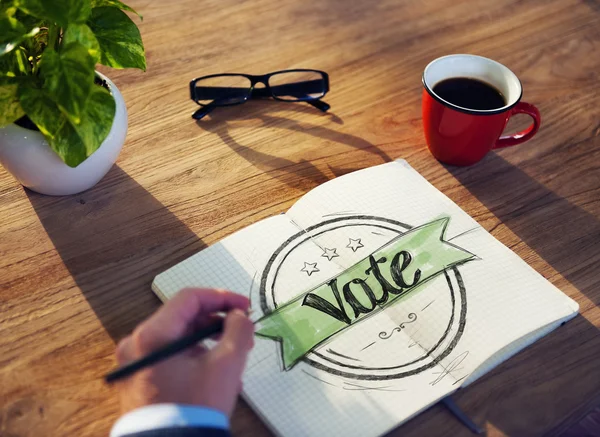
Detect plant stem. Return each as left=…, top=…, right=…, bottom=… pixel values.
left=47, top=24, right=60, bottom=51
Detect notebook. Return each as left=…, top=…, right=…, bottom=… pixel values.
left=152, top=160, right=579, bottom=437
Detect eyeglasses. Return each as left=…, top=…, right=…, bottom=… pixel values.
left=189, top=69, right=330, bottom=120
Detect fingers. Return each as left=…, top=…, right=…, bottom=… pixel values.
left=186, top=343, right=209, bottom=359
left=133, top=289, right=249, bottom=353
left=192, top=313, right=228, bottom=333
left=211, top=310, right=254, bottom=414
left=180, top=288, right=249, bottom=315
left=116, top=336, right=134, bottom=365
left=155, top=288, right=249, bottom=335
left=214, top=309, right=254, bottom=360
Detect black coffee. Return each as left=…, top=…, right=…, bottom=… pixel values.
left=432, top=77, right=506, bottom=110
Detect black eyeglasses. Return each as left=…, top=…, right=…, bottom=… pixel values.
left=189, top=69, right=330, bottom=120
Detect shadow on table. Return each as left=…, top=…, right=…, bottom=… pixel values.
left=195, top=100, right=392, bottom=190
left=445, top=152, right=600, bottom=306
left=26, top=165, right=212, bottom=342
left=396, top=310, right=600, bottom=437
left=442, top=152, right=600, bottom=436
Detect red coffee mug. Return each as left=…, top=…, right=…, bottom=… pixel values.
left=422, top=54, right=541, bottom=166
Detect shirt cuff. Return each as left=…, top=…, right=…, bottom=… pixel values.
left=110, top=404, right=229, bottom=437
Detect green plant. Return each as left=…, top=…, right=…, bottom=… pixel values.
left=0, top=0, right=145, bottom=167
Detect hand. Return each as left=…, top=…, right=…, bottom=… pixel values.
left=114, top=288, right=254, bottom=417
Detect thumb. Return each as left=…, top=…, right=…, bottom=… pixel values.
left=215, top=309, right=254, bottom=359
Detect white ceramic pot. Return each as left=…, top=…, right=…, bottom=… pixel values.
left=0, top=72, right=127, bottom=196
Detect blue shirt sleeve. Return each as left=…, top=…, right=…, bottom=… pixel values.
left=110, top=404, right=229, bottom=437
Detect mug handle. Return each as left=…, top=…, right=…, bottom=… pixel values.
left=493, top=102, right=541, bottom=149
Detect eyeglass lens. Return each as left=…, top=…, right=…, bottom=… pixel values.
left=194, top=71, right=326, bottom=106
left=194, top=75, right=252, bottom=106
left=268, top=71, right=326, bottom=101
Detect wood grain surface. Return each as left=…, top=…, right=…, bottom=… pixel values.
left=1, top=0, right=599, bottom=436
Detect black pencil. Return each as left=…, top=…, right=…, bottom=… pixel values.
left=104, top=318, right=225, bottom=384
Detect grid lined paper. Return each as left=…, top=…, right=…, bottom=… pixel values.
left=152, top=160, right=578, bottom=437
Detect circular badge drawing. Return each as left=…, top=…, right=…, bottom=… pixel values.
left=259, top=215, right=468, bottom=381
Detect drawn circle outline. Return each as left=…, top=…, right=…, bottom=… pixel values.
left=259, top=215, right=467, bottom=380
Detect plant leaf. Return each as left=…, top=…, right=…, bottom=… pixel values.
left=88, top=7, right=145, bottom=71
left=0, top=81, right=25, bottom=126
left=70, top=85, right=115, bottom=157
left=91, top=0, right=142, bottom=20
left=16, top=0, right=91, bottom=26
left=18, top=84, right=64, bottom=139
left=0, top=46, right=30, bottom=75
left=19, top=83, right=116, bottom=167
left=18, top=84, right=76, bottom=155
left=14, top=6, right=46, bottom=29
left=63, top=23, right=100, bottom=63
left=0, top=12, right=39, bottom=56
left=40, top=43, right=95, bottom=124
left=0, top=4, right=18, bottom=18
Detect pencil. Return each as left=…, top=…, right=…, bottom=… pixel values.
left=104, top=318, right=225, bottom=384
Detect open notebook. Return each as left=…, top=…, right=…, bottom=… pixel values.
left=153, top=160, right=578, bottom=437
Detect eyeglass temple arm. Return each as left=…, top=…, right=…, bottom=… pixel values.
left=249, top=87, right=329, bottom=111
left=192, top=104, right=215, bottom=120
left=193, top=96, right=329, bottom=119
left=256, top=81, right=329, bottom=111
left=191, top=80, right=329, bottom=117
left=306, top=99, right=330, bottom=112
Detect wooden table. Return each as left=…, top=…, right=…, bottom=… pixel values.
left=1, top=0, right=599, bottom=435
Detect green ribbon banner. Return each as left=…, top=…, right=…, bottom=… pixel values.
left=255, top=218, right=475, bottom=370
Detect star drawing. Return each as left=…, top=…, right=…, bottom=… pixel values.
left=301, top=262, right=320, bottom=276
left=321, top=247, right=339, bottom=261
left=346, top=238, right=364, bottom=252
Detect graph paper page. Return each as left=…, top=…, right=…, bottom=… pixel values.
left=152, top=160, right=578, bottom=436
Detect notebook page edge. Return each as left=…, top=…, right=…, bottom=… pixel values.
left=285, top=159, right=408, bottom=222
left=151, top=214, right=293, bottom=301
left=240, top=359, right=458, bottom=437
left=397, top=158, right=581, bottom=321
left=460, top=310, right=579, bottom=388
left=151, top=280, right=168, bottom=303
left=238, top=391, right=284, bottom=437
